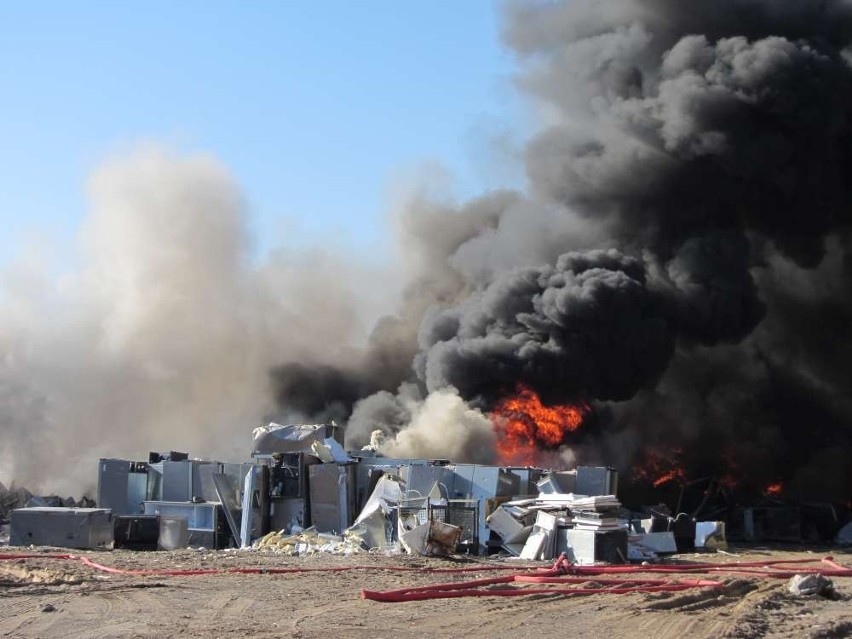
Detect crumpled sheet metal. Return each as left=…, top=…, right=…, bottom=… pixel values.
left=252, top=423, right=328, bottom=455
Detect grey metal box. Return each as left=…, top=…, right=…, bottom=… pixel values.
left=575, top=467, right=618, bottom=497
left=143, top=501, right=228, bottom=548
left=309, top=463, right=356, bottom=534
left=451, top=464, right=476, bottom=498
left=97, top=458, right=148, bottom=516
left=505, top=467, right=546, bottom=495
left=10, top=507, right=113, bottom=550
left=270, top=497, right=305, bottom=533
left=564, top=528, right=627, bottom=565
left=453, top=465, right=520, bottom=553
left=401, top=464, right=455, bottom=498
left=161, top=461, right=221, bottom=502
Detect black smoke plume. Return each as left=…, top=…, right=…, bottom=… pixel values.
left=272, top=0, right=852, bottom=502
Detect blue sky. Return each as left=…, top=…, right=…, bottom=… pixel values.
left=1, top=1, right=525, bottom=270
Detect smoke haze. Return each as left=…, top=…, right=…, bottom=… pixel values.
left=0, top=147, right=392, bottom=493
left=330, top=0, right=852, bottom=501
left=3, top=1, right=852, bottom=502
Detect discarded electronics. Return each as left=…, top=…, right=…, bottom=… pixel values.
left=400, top=520, right=462, bottom=556
left=113, top=513, right=191, bottom=551
left=10, top=507, right=113, bottom=550
left=486, top=486, right=628, bottom=564
left=451, top=464, right=520, bottom=552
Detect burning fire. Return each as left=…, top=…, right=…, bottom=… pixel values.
left=633, top=447, right=687, bottom=487
left=491, top=384, right=589, bottom=465
left=764, top=481, right=783, bottom=496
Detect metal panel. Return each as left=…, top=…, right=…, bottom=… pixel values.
left=270, top=498, right=305, bottom=533
left=564, top=528, right=627, bottom=565
left=162, top=461, right=192, bottom=502
left=451, top=464, right=476, bottom=498
left=143, top=501, right=216, bottom=529
left=194, top=462, right=222, bottom=502
left=97, top=458, right=129, bottom=514
left=113, top=515, right=160, bottom=550
left=309, top=463, right=355, bottom=535
left=402, top=464, right=456, bottom=498
left=98, top=458, right=148, bottom=516
left=458, top=466, right=521, bottom=553
left=126, top=472, right=148, bottom=514
left=143, top=501, right=227, bottom=548
left=504, top=467, right=538, bottom=495
left=575, top=467, right=618, bottom=497
left=159, top=516, right=188, bottom=550
left=212, top=473, right=243, bottom=546
left=352, top=458, right=404, bottom=512
left=10, top=507, right=113, bottom=550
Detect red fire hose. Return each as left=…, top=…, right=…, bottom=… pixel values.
left=2, top=551, right=850, bottom=603
left=360, top=554, right=852, bottom=602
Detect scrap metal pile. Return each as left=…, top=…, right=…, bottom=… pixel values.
left=2, top=422, right=850, bottom=560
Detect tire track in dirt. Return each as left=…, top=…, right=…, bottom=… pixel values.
left=6, top=581, right=176, bottom=639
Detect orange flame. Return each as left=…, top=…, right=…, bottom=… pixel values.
left=764, top=481, right=783, bottom=496
left=633, top=447, right=687, bottom=487
left=491, top=385, right=588, bottom=466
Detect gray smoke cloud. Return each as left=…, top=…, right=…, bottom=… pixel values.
left=337, top=0, right=852, bottom=500
left=415, top=249, right=673, bottom=405
left=6, top=1, right=852, bottom=502
left=0, top=146, right=392, bottom=494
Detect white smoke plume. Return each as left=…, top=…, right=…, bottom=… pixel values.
left=0, top=146, right=389, bottom=494
left=377, top=386, right=497, bottom=464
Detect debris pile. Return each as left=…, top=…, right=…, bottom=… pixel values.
left=0, top=483, right=32, bottom=522
left=3, top=421, right=848, bottom=561
left=486, top=485, right=626, bottom=564
left=1, top=481, right=96, bottom=545
left=252, top=527, right=364, bottom=556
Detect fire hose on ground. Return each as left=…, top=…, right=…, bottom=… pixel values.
left=1, top=552, right=850, bottom=602
left=361, top=554, right=852, bottom=602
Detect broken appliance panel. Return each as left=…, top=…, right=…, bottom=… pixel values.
left=308, top=463, right=357, bottom=535
left=564, top=528, right=628, bottom=565
left=505, top=467, right=546, bottom=496
left=453, top=464, right=520, bottom=553
left=160, top=460, right=221, bottom=503
left=113, top=515, right=160, bottom=550
left=575, top=466, right=618, bottom=497
left=10, top=507, right=113, bottom=550
left=143, top=500, right=228, bottom=548
left=97, top=458, right=148, bottom=516
left=400, top=464, right=455, bottom=499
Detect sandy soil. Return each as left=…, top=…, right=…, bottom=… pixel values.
left=0, top=546, right=850, bottom=639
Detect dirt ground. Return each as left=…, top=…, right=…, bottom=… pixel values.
left=0, top=545, right=850, bottom=639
